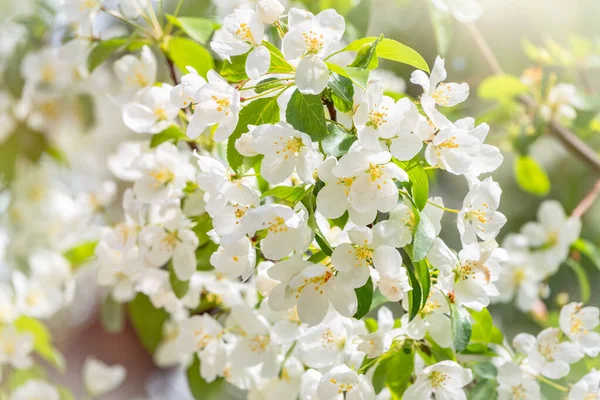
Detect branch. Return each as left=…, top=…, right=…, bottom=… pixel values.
left=465, top=23, right=600, bottom=175
left=572, top=179, right=600, bottom=218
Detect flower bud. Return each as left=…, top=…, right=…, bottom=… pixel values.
left=256, top=0, right=285, bottom=24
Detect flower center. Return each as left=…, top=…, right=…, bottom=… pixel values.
left=234, top=23, right=255, bottom=44
left=149, top=168, right=175, bottom=187
left=295, top=269, right=334, bottom=297
left=354, top=245, right=373, bottom=267
left=248, top=335, right=270, bottom=352
left=212, top=95, right=231, bottom=115
left=303, top=30, right=325, bottom=54
left=154, top=107, right=168, bottom=121
left=431, top=371, right=448, bottom=388
left=437, top=135, right=460, bottom=149
left=432, top=83, right=452, bottom=105
left=366, top=106, right=389, bottom=129
left=329, top=379, right=354, bottom=394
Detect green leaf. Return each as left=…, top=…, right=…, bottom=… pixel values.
left=315, top=233, right=333, bottom=256
left=353, top=277, right=374, bottom=319
left=187, top=355, right=226, bottom=399
left=405, top=266, right=422, bottom=321
left=342, top=37, right=430, bottom=72
left=348, top=34, right=382, bottom=69
left=100, top=295, right=125, bottom=334
left=9, top=365, right=46, bottom=391
left=372, top=357, right=390, bottom=393
left=572, top=238, right=600, bottom=270
left=399, top=158, right=429, bottom=211
left=386, top=345, right=415, bottom=398
left=322, top=124, right=357, bottom=157
left=166, top=15, right=218, bottom=44
left=473, top=362, right=498, bottom=380
left=14, top=316, right=65, bottom=372
left=227, top=97, right=280, bottom=174
left=261, top=184, right=311, bottom=203
left=328, top=73, right=354, bottom=113
left=169, top=260, right=190, bottom=298
left=412, top=212, right=435, bottom=262
left=469, top=308, right=494, bottom=345
left=263, top=41, right=296, bottom=75
left=191, top=214, right=213, bottom=247
left=128, top=293, right=170, bottom=354
left=63, top=240, right=97, bottom=269
left=255, top=77, right=285, bottom=94
left=286, top=89, right=328, bottom=141
left=451, top=303, right=472, bottom=353
left=87, top=38, right=128, bottom=72
left=566, top=258, right=591, bottom=303
left=167, top=37, right=214, bottom=78
left=514, top=155, right=551, bottom=196
left=220, top=53, right=248, bottom=82
left=150, top=125, right=188, bottom=147
left=77, top=93, right=96, bottom=130
left=196, top=241, right=219, bottom=270
left=307, top=251, right=328, bottom=264
left=468, top=379, right=498, bottom=400
left=57, top=386, right=76, bottom=400
left=478, top=75, right=528, bottom=103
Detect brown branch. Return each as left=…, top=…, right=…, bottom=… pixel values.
left=572, top=179, right=600, bottom=218
left=465, top=23, right=600, bottom=175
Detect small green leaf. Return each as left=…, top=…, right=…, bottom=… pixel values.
left=63, top=241, right=97, bottom=269
left=220, top=53, right=248, bottom=82
left=14, top=316, right=65, bottom=372
left=451, top=303, right=472, bottom=353
left=166, top=15, right=218, bottom=44
left=100, top=295, right=125, bottom=334
left=342, top=37, right=430, bottom=72
left=128, top=293, right=170, bottom=354
left=169, top=260, right=190, bottom=298
left=196, top=241, right=220, bottom=270
left=353, top=277, right=374, bottom=319
left=473, top=362, right=498, bottom=380
left=514, top=155, right=550, bottom=196
left=566, top=258, right=591, bottom=303
left=187, top=355, right=226, bottom=400
left=412, top=213, right=435, bottom=262
left=87, top=38, right=128, bottom=72
left=261, top=184, right=310, bottom=203
left=348, top=34, right=382, bottom=69
left=468, top=379, right=498, bottom=400
left=572, top=238, right=600, bottom=270
left=150, top=125, right=188, bottom=147
left=286, top=89, right=328, bottom=141
left=191, top=214, right=213, bottom=247
left=372, top=357, right=390, bottom=393
left=263, top=41, right=296, bottom=75
left=386, top=345, right=415, bottom=397
left=328, top=73, right=354, bottom=113
left=307, top=251, right=328, bottom=264
left=227, top=97, right=280, bottom=174
left=406, top=266, right=421, bottom=321
left=315, top=233, right=333, bottom=256
left=322, top=124, right=357, bottom=157
left=398, top=158, right=429, bottom=211
left=167, top=37, right=214, bottom=78
left=469, top=308, right=494, bottom=345
left=478, top=75, right=528, bottom=103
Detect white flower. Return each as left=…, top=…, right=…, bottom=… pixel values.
left=122, top=84, right=180, bottom=134
left=521, top=200, right=581, bottom=277
left=0, top=283, right=18, bottom=324
left=21, top=48, right=70, bottom=89
left=388, top=196, right=444, bottom=248
left=83, top=357, right=127, bottom=398
left=114, top=46, right=157, bottom=91
left=246, top=122, right=323, bottom=184
left=431, top=0, right=483, bottom=23
left=139, top=208, right=199, bottom=280
left=95, top=242, right=142, bottom=303
left=454, top=117, right=503, bottom=177
left=282, top=8, right=345, bottom=94
left=559, top=302, right=600, bottom=357
left=210, top=236, right=256, bottom=281
left=401, top=289, right=452, bottom=348
left=0, top=325, right=34, bottom=369
left=211, top=9, right=271, bottom=80
left=514, top=328, right=583, bottom=379
left=357, top=307, right=400, bottom=358
left=10, top=380, right=60, bottom=400
left=423, top=124, right=481, bottom=175
left=132, top=142, right=195, bottom=203
left=569, top=369, right=600, bottom=400
left=458, top=177, right=506, bottom=245
left=317, top=365, right=375, bottom=400
left=170, top=66, right=207, bottom=108
left=256, top=0, right=285, bottom=24
left=541, top=83, right=581, bottom=121
left=411, top=56, right=469, bottom=129
left=58, top=0, right=101, bottom=23
left=13, top=271, right=63, bottom=319
left=496, top=361, right=540, bottom=400
left=267, top=256, right=357, bottom=326
left=187, top=70, right=241, bottom=141
left=429, top=239, right=507, bottom=311
left=404, top=360, right=473, bottom=400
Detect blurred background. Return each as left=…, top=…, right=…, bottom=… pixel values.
left=1, top=0, right=599, bottom=398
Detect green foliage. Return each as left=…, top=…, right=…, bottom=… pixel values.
left=221, top=42, right=294, bottom=82
left=166, top=15, right=218, bottom=44
left=63, top=240, right=97, bottom=269
left=342, top=37, right=430, bottom=72
left=398, top=158, right=429, bottom=211
left=169, top=260, right=191, bottom=298
left=468, top=379, right=498, bottom=400
left=87, top=38, right=128, bottom=72
left=227, top=97, right=280, bottom=174
left=353, top=277, right=374, bottom=319
left=128, top=293, right=170, bottom=354
left=150, top=125, right=189, bottom=147
left=469, top=308, right=503, bottom=346
left=167, top=37, right=214, bottom=78
left=347, top=0, right=372, bottom=37
left=514, top=155, right=551, bottom=196
left=412, top=213, right=435, bottom=262
left=322, top=124, right=357, bottom=157
left=566, top=258, right=591, bottom=303
left=14, top=316, right=65, bottom=372
left=286, top=90, right=328, bottom=141
left=478, top=75, right=529, bottom=103
left=187, top=355, right=226, bottom=400
left=100, top=295, right=125, bottom=334
left=451, top=304, right=472, bottom=353
left=348, top=34, right=382, bottom=69
left=384, top=345, right=415, bottom=397
left=328, top=73, right=355, bottom=113
left=261, top=184, right=312, bottom=204
left=405, top=265, right=422, bottom=321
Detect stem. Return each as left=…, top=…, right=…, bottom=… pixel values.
left=572, top=179, right=600, bottom=218
left=166, top=56, right=179, bottom=85
left=324, top=96, right=337, bottom=122
left=241, top=84, right=293, bottom=102
left=535, top=375, right=569, bottom=393
left=465, top=22, right=600, bottom=175
left=100, top=6, right=155, bottom=37
left=427, top=200, right=460, bottom=214
left=165, top=0, right=185, bottom=35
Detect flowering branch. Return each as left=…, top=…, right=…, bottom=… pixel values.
left=465, top=23, right=600, bottom=175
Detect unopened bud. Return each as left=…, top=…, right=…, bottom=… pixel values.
left=256, top=0, right=285, bottom=24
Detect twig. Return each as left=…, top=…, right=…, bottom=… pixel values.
left=572, top=179, right=600, bottom=218
left=465, top=23, right=600, bottom=175
left=166, top=57, right=178, bottom=85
